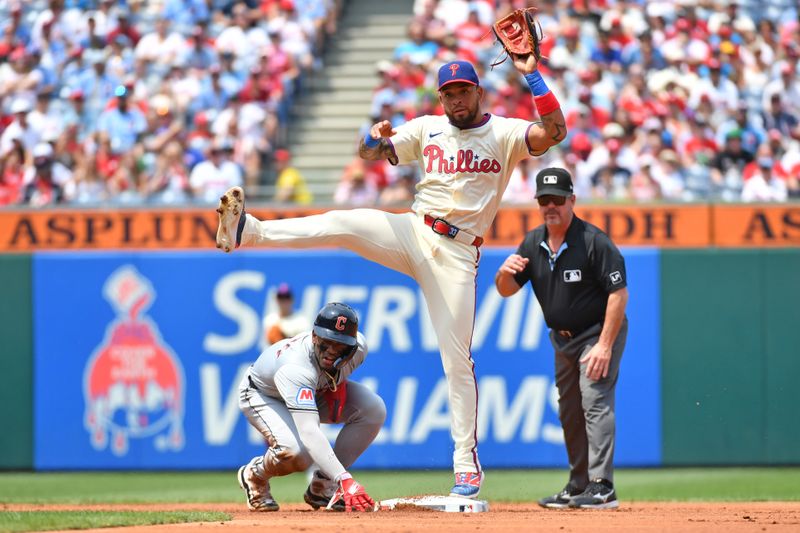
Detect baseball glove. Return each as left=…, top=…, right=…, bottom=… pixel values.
left=491, top=7, right=543, bottom=67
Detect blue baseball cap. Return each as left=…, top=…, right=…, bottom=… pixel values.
left=437, top=61, right=480, bottom=90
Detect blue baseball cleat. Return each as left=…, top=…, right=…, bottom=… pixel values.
left=449, top=471, right=483, bottom=498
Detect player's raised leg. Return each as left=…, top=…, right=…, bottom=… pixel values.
left=216, top=186, right=419, bottom=276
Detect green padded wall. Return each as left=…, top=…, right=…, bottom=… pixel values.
left=763, top=250, right=800, bottom=462
left=662, top=249, right=800, bottom=465
left=0, top=254, right=33, bottom=468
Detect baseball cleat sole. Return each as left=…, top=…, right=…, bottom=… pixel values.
left=237, top=465, right=279, bottom=512
left=216, top=186, right=244, bottom=253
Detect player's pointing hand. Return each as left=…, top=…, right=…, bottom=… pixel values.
left=370, top=120, right=396, bottom=139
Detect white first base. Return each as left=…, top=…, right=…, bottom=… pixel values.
left=378, top=495, right=489, bottom=513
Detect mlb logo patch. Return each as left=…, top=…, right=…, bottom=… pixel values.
left=610, top=271, right=622, bottom=284
left=564, top=269, right=582, bottom=282
left=296, top=387, right=315, bottom=407
left=543, top=175, right=558, bottom=184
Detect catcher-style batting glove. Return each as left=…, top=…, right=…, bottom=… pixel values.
left=329, top=472, right=376, bottom=512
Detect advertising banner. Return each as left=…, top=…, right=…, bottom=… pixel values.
left=33, top=249, right=660, bottom=470
left=711, top=205, right=800, bottom=247
left=4, top=204, right=798, bottom=251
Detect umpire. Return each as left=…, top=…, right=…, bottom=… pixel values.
left=494, top=167, right=628, bottom=510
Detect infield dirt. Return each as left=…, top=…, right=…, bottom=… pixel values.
left=5, top=502, right=800, bottom=532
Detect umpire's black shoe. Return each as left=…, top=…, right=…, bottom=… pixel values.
left=304, top=486, right=345, bottom=512
left=537, top=483, right=585, bottom=509
left=568, top=479, right=619, bottom=509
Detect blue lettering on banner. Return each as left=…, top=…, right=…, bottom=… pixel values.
left=32, top=249, right=660, bottom=470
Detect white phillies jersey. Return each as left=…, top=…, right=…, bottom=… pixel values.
left=248, top=331, right=368, bottom=412
left=389, top=113, right=534, bottom=236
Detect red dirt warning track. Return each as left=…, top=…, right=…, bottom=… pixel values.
left=5, top=502, right=800, bottom=532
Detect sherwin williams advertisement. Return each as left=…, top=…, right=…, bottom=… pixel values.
left=32, top=249, right=660, bottom=470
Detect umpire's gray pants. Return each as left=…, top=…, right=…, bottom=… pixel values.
left=551, top=318, right=627, bottom=488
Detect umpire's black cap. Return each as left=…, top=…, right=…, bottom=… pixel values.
left=535, top=167, right=574, bottom=198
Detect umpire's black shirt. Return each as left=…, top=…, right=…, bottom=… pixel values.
left=512, top=215, right=627, bottom=334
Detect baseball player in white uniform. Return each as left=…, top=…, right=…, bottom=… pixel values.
left=238, top=302, right=383, bottom=512
left=218, top=55, right=566, bottom=497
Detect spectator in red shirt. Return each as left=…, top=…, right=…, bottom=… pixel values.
left=454, top=10, right=491, bottom=54
left=566, top=87, right=609, bottom=134
left=678, top=115, right=718, bottom=167
left=240, top=65, right=283, bottom=105
left=604, top=14, right=633, bottom=49
left=106, top=8, right=141, bottom=47
left=0, top=141, right=25, bottom=205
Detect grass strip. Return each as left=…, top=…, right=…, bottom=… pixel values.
left=0, top=510, right=230, bottom=532
left=0, top=468, right=797, bottom=504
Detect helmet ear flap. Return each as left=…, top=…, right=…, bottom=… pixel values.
left=332, top=344, right=358, bottom=370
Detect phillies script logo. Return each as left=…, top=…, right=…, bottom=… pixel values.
left=423, top=145, right=501, bottom=174
left=83, top=266, right=185, bottom=456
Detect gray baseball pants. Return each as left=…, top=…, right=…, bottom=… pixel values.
left=550, top=318, right=627, bottom=488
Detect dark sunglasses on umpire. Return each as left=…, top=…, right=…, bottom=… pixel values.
left=537, top=195, right=567, bottom=206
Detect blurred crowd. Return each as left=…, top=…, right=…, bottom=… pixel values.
left=1, top=1, right=799, bottom=208
left=0, top=0, right=340, bottom=206
left=336, top=0, right=800, bottom=205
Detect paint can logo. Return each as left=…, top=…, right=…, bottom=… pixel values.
left=83, top=266, right=185, bottom=456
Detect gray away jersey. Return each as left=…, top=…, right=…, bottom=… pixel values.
left=248, top=331, right=368, bottom=411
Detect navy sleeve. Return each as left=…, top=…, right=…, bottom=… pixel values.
left=590, top=231, right=627, bottom=293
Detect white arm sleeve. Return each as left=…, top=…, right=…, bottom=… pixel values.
left=290, top=410, right=347, bottom=481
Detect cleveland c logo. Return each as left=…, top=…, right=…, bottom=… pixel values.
left=449, top=63, right=459, bottom=76
left=335, top=316, right=347, bottom=330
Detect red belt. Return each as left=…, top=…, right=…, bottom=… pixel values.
left=423, top=215, right=484, bottom=247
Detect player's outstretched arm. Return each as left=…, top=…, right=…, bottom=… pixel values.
left=359, top=120, right=399, bottom=164
left=291, top=410, right=348, bottom=480
left=511, top=54, right=567, bottom=154
left=291, top=403, right=376, bottom=511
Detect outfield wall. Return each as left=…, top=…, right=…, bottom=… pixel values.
left=1, top=248, right=798, bottom=469
left=0, top=255, right=33, bottom=469
left=661, top=250, right=800, bottom=465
